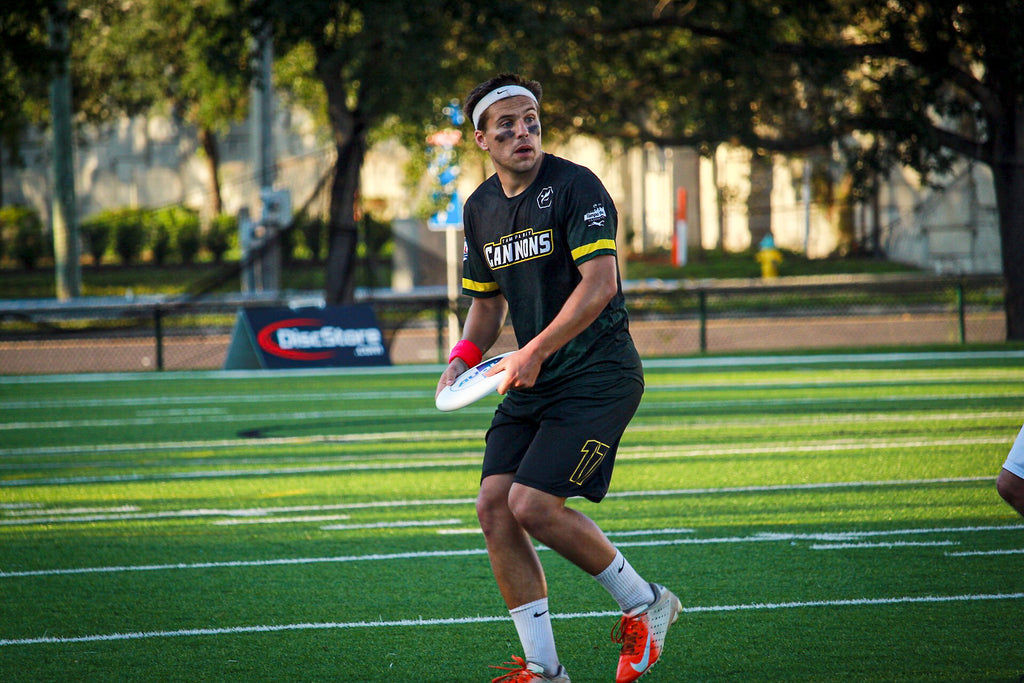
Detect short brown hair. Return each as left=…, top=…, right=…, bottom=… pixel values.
left=465, top=73, right=543, bottom=131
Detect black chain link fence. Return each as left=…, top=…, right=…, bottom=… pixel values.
left=0, top=274, right=1007, bottom=375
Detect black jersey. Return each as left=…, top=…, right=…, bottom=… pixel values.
left=461, top=154, right=642, bottom=392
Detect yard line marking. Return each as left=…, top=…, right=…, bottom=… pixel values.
left=3, top=523, right=1020, bottom=579
left=0, top=548, right=492, bottom=578
left=0, top=503, right=366, bottom=526
left=209, top=514, right=356, bottom=525
left=4, top=391, right=1023, bottom=432
left=318, top=518, right=462, bottom=531
left=0, top=432, right=486, bottom=458
left=0, top=390, right=431, bottom=410
left=2, top=349, right=1021, bottom=386
left=2, top=592, right=1021, bottom=647
left=5, top=411, right=1018, bottom=459
left=0, top=481, right=1007, bottom=528
left=810, top=541, right=959, bottom=550
left=946, top=548, right=1024, bottom=557
left=211, top=517, right=461, bottom=529
left=2, top=505, right=142, bottom=516
left=0, top=437, right=1006, bottom=487
left=3, top=368, right=1020, bottom=410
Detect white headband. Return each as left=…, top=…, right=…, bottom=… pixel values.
left=471, top=85, right=539, bottom=130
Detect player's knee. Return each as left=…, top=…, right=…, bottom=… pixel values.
left=476, top=485, right=513, bottom=535
left=507, top=486, right=556, bottom=536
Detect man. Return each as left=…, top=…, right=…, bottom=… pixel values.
left=997, top=425, right=1024, bottom=517
left=436, top=73, right=681, bottom=683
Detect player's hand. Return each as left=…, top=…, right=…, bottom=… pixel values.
left=436, top=358, right=469, bottom=398
left=488, top=349, right=542, bottom=394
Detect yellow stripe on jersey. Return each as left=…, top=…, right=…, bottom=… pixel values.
left=462, top=278, right=500, bottom=293
left=571, top=239, right=617, bottom=262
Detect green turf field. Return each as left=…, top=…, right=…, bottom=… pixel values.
left=1, top=351, right=1023, bottom=682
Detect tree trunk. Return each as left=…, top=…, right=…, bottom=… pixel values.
left=198, top=126, right=223, bottom=217
left=993, top=159, right=1024, bottom=340
left=989, top=103, right=1024, bottom=341
left=325, top=130, right=366, bottom=304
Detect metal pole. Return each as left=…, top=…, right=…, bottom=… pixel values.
left=957, top=280, right=966, bottom=345
left=698, top=290, right=708, bottom=353
left=154, top=306, right=165, bottom=371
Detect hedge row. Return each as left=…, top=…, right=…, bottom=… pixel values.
left=0, top=206, right=389, bottom=269
left=0, top=205, right=239, bottom=268
left=80, top=206, right=237, bottom=266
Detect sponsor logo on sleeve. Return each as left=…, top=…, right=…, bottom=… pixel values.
left=584, top=203, right=607, bottom=228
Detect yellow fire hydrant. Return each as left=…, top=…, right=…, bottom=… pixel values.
left=756, top=234, right=783, bottom=279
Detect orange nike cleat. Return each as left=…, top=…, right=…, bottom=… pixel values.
left=612, top=583, right=682, bottom=683
left=490, top=655, right=571, bottom=683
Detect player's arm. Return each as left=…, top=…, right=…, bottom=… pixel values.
left=435, top=294, right=509, bottom=397
left=497, top=254, right=617, bottom=393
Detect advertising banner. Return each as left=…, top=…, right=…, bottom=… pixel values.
left=224, top=305, right=391, bottom=370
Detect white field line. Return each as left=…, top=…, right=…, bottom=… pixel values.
left=0, top=390, right=431, bottom=410
left=4, top=391, right=1024, bottom=432
left=0, top=477, right=998, bottom=525
left=318, top=518, right=462, bottom=531
left=1, top=592, right=1021, bottom=647
left=211, top=517, right=461, bottom=529
left=4, top=505, right=141, bottom=516
left=810, top=541, right=960, bottom=550
left=0, top=438, right=1008, bottom=488
left=3, top=410, right=1019, bottom=460
left=3, top=368, right=1021, bottom=410
left=0, top=503, right=359, bottom=527
left=2, top=522, right=1021, bottom=580
left=2, top=348, right=1021, bottom=386
left=945, top=548, right=1024, bottom=557
left=208, top=514, right=355, bottom=525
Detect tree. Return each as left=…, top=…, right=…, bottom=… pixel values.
left=74, top=0, right=251, bottom=218
left=516, top=0, right=1024, bottom=339
left=256, top=0, right=468, bottom=304
left=0, top=1, right=58, bottom=204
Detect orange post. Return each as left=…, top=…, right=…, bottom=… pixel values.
left=672, top=188, right=688, bottom=267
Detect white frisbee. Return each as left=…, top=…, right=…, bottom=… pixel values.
left=436, top=352, right=513, bottom=412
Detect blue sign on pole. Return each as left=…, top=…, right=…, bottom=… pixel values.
left=428, top=101, right=465, bottom=231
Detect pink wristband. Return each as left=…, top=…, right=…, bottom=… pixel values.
left=448, top=339, right=482, bottom=367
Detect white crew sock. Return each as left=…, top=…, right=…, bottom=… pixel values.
left=594, top=549, right=656, bottom=613
left=509, top=597, right=560, bottom=675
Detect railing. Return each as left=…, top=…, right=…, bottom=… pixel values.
left=0, top=274, right=1007, bottom=374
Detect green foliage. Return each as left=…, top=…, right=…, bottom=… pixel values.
left=0, top=204, right=44, bottom=269
left=149, top=217, right=173, bottom=266
left=293, top=212, right=326, bottom=261
left=79, top=213, right=112, bottom=265
left=101, top=208, right=148, bottom=266
left=150, top=205, right=201, bottom=264
left=204, top=213, right=237, bottom=263
left=360, top=213, right=393, bottom=259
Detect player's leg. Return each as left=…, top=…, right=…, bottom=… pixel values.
left=478, top=473, right=549, bottom=607
left=478, top=474, right=566, bottom=679
left=997, top=424, right=1024, bottom=517
left=997, top=469, right=1024, bottom=516
left=509, top=381, right=681, bottom=682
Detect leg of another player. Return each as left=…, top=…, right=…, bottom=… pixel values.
left=997, top=425, right=1024, bottom=518
left=997, top=468, right=1024, bottom=518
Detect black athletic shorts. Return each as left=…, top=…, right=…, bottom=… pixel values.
left=481, top=375, right=644, bottom=502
